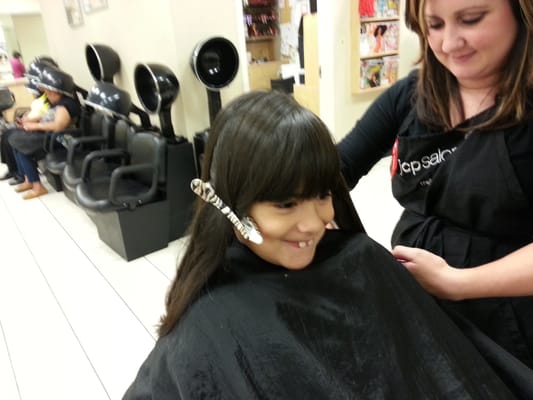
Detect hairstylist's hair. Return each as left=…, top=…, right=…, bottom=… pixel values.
left=405, top=0, right=533, bottom=131
left=158, top=91, right=363, bottom=337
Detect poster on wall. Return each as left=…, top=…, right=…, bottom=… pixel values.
left=64, top=0, right=83, bottom=27
left=82, top=0, right=108, bottom=13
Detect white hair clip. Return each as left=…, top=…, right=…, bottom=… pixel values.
left=190, top=178, right=263, bottom=244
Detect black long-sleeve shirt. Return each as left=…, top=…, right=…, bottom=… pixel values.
left=338, top=70, right=533, bottom=204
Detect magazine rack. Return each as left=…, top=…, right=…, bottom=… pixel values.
left=351, top=0, right=400, bottom=93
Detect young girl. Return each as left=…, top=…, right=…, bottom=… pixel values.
left=123, top=91, right=519, bottom=399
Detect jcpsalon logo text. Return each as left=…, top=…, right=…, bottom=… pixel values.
left=397, top=146, right=457, bottom=176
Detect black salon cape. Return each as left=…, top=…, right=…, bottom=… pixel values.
left=123, top=231, right=515, bottom=399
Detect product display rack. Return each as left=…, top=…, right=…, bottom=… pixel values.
left=351, top=0, right=400, bottom=93
left=243, top=0, right=280, bottom=63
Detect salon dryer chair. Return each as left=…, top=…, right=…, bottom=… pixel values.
left=61, top=82, right=134, bottom=203
left=75, top=127, right=167, bottom=260
left=134, top=62, right=196, bottom=241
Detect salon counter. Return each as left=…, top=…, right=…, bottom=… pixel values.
left=1, top=78, right=34, bottom=122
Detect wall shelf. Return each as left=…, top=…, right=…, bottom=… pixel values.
left=246, top=35, right=277, bottom=43
left=351, top=0, right=401, bottom=93
left=243, top=0, right=279, bottom=64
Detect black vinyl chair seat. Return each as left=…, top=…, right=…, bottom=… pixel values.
left=76, top=131, right=166, bottom=212
left=76, top=173, right=152, bottom=210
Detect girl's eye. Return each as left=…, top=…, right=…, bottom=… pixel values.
left=274, top=201, right=297, bottom=209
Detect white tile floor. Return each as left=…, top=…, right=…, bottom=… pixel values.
left=0, top=157, right=402, bottom=400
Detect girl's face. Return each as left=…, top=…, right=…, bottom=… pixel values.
left=243, top=195, right=334, bottom=270
left=424, top=0, right=518, bottom=88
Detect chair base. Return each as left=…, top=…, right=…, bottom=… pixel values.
left=165, top=142, right=196, bottom=241
left=38, top=159, right=63, bottom=192
left=91, top=199, right=170, bottom=261
left=62, top=184, right=77, bottom=204
left=44, top=170, right=63, bottom=192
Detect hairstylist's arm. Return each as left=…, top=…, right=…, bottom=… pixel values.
left=337, top=71, right=416, bottom=189
left=22, top=106, right=71, bottom=132
left=392, top=243, right=533, bottom=301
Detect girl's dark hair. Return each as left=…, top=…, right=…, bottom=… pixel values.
left=405, top=0, right=533, bottom=131
left=158, top=91, right=363, bottom=337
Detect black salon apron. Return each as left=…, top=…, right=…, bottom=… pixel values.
left=390, top=114, right=533, bottom=371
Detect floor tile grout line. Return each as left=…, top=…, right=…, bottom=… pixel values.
left=0, top=188, right=22, bottom=398
left=0, top=320, right=22, bottom=400
left=1, top=194, right=113, bottom=399
left=145, top=255, right=174, bottom=282
left=40, top=197, right=158, bottom=341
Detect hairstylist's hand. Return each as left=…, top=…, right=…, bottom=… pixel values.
left=392, top=245, right=465, bottom=301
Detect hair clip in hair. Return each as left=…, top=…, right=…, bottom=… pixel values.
left=190, top=179, right=263, bottom=244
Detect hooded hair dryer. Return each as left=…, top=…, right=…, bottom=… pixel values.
left=190, top=37, right=239, bottom=125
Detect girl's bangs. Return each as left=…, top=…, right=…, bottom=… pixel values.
left=253, top=121, right=340, bottom=203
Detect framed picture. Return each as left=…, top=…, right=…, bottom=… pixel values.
left=64, top=0, right=83, bottom=27
left=82, top=0, right=108, bottom=13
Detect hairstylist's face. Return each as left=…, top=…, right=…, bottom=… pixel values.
left=243, top=195, right=334, bottom=270
left=424, top=0, right=518, bottom=88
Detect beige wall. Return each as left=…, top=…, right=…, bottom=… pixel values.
left=12, top=14, right=49, bottom=66
left=37, top=0, right=246, bottom=138
left=36, top=0, right=419, bottom=141
left=0, top=15, right=16, bottom=53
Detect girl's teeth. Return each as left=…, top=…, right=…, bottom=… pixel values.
left=298, top=240, right=312, bottom=248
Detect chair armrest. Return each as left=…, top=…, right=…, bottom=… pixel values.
left=108, top=163, right=157, bottom=207
left=80, top=148, right=129, bottom=182
left=66, top=136, right=107, bottom=165
left=43, top=128, right=82, bottom=152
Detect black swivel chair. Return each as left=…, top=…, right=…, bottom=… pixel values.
left=75, top=128, right=167, bottom=260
